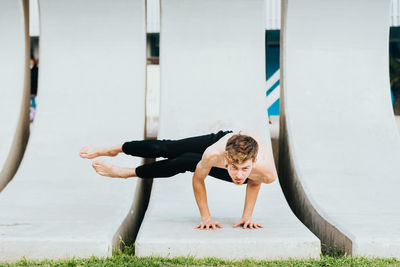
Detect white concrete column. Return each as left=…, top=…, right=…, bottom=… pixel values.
left=280, top=0, right=400, bottom=257
left=0, top=0, right=30, bottom=192
left=0, top=0, right=146, bottom=261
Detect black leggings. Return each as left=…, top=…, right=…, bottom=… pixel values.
left=122, top=130, right=234, bottom=183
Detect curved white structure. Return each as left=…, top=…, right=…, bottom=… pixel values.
left=0, top=0, right=30, bottom=192
left=135, top=0, right=319, bottom=260
left=0, top=0, right=146, bottom=261
left=279, top=0, right=400, bottom=257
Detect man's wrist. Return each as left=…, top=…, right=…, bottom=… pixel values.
left=241, top=215, right=252, bottom=221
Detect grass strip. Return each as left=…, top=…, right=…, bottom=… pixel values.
left=1, top=255, right=400, bottom=267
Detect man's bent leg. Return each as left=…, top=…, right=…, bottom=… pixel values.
left=122, top=130, right=232, bottom=159
left=132, top=152, right=243, bottom=183
left=135, top=153, right=201, bottom=178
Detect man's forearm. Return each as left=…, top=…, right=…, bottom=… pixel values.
left=192, top=172, right=211, bottom=219
left=242, top=181, right=261, bottom=219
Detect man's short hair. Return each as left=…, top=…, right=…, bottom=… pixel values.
left=225, top=134, right=258, bottom=165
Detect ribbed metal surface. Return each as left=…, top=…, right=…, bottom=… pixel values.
left=147, top=0, right=160, bottom=33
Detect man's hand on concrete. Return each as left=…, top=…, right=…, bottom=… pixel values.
left=195, top=217, right=222, bottom=230
left=233, top=218, right=263, bottom=229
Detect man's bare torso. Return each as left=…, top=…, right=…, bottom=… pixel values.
left=204, top=129, right=276, bottom=183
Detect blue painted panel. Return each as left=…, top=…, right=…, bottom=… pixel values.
left=266, top=30, right=280, bottom=116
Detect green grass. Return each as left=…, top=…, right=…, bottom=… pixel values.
left=0, top=247, right=399, bottom=267
left=1, top=254, right=400, bottom=267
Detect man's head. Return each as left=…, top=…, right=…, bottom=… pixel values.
left=225, top=134, right=258, bottom=185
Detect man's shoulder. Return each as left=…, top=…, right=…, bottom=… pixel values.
left=202, top=147, right=222, bottom=160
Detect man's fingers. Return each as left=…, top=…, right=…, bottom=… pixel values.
left=197, top=220, right=261, bottom=230
left=233, top=221, right=243, bottom=228
left=196, top=220, right=223, bottom=230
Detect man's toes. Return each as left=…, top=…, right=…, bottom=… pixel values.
left=92, top=160, right=102, bottom=169
left=80, top=146, right=89, bottom=153
left=92, top=165, right=98, bottom=172
left=92, top=165, right=104, bottom=175
left=80, top=147, right=96, bottom=159
left=93, top=160, right=102, bottom=165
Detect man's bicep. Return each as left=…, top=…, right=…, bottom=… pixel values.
left=193, top=159, right=212, bottom=181
left=247, top=178, right=262, bottom=186
left=262, top=167, right=277, bottom=184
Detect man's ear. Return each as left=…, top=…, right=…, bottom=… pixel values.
left=252, top=158, right=257, bottom=164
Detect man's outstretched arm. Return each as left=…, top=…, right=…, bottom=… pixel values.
left=233, top=179, right=263, bottom=229
left=192, top=155, right=222, bottom=230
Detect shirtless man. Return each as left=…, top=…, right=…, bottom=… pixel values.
left=80, top=130, right=277, bottom=230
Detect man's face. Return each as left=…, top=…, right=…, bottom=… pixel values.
left=226, top=159, right=255, bottom=185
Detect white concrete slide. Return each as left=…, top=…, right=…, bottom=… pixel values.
left=279, top=0, right=400, bottom=257
left=0, top=0, right=30, bottom=192
left=0, top=0, right=146, bottom=261
left=135, top=0, right=320, bottom=260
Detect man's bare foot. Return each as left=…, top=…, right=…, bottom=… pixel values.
left=79, top=145, right=122, bottom=159
left=92, top=160, right=136, bottom=178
